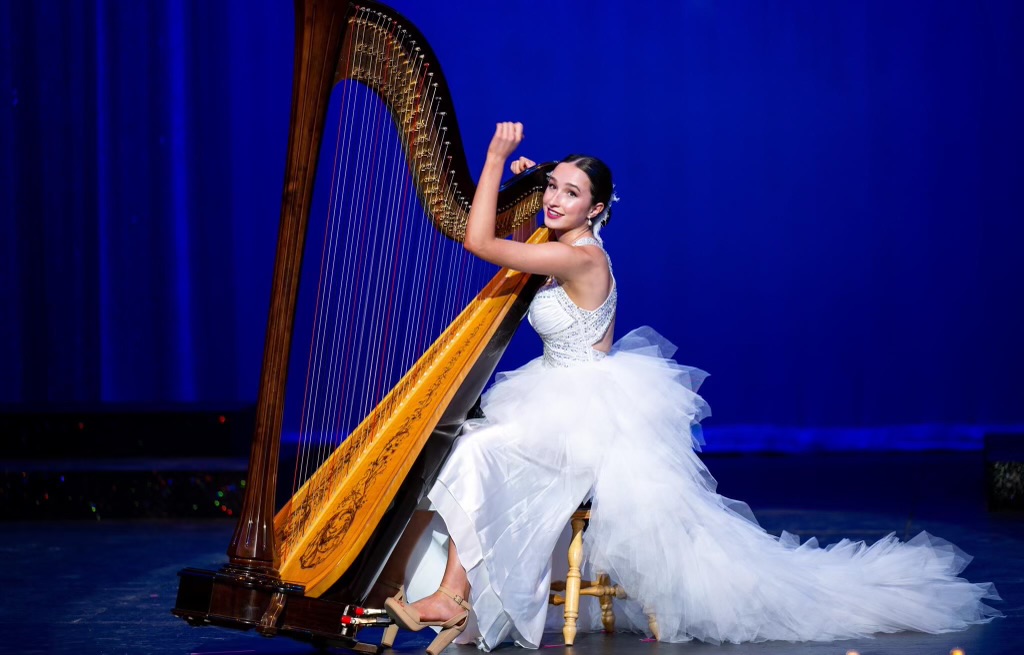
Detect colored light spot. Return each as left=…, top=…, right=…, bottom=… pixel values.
left=218, top=415, right=227, bottom=424
left=217, top=491, right=224, bottom=498
left=214, top=500, right=220, bottom=507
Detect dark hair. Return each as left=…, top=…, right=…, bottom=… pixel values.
left=561, top=154, right=614, bottom=226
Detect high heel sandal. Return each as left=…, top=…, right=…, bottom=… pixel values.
left=384, top=585, right=471, bottom=655
left=376, top=580, right=405, bottom=648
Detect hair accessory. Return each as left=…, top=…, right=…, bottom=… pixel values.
left=592, top=186, right=619, bottom=240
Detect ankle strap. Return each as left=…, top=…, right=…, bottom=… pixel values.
left=438, top=585, right=470, bottom=610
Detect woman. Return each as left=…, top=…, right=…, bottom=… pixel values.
left=383, top=122, right=1000, bottom=652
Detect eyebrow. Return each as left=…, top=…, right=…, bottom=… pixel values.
left=546, top=174, right=582, bottom=192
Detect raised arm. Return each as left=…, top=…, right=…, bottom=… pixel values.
left=463, top=122, right=597, bottom=280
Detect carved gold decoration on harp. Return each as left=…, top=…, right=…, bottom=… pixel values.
left=171, top=0, right=553, bottom=649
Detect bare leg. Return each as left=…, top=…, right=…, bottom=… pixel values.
left=366, top=510, right=435, bottom=606
left=402, top=538, right=470, bottom=622
left=440, top=537, right=470, bottom=597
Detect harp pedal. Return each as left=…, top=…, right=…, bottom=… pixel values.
left=346, top=605, right=390, bottom=618
left=341, top=615, right=392, bottom=626
left=340, top=605, right=395, bottom=633
left=339, top=605, right=393, bottom=653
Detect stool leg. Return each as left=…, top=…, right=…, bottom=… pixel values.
left=597, top=573, right=615, bottom=633
left=563, top=516, right=586, bottom=645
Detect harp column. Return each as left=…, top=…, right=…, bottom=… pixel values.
left=225, top=0, right=349, bottom=579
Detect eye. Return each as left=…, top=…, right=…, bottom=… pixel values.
left=567, top=190, right=577, bottom=198
left=546, top=181, right=556, bottom=190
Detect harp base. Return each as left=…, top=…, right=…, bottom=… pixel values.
left=172, top=566, right=385, bottom=653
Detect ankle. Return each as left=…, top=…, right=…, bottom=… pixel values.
left=437, top=585, right=470, bottom=609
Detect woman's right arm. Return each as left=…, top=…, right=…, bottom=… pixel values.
left=463, top=123, right=592, bottom=279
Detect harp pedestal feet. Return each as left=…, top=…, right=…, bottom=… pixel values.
left=172, top=567, right=384, bottom=654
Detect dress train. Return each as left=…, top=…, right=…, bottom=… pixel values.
left=411, top=327, right=999, bottom=649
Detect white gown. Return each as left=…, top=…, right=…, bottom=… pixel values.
left=424, top=237, right=1000, bottom=649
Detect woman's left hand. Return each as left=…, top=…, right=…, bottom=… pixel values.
left=486, top=122, right=523, bottom=162
left=510, top=156, right=537, bottom=175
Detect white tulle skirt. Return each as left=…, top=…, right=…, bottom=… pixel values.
left=422, top=327, right=1000, bottom=649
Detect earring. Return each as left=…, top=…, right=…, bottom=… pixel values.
left=587, top=218, right=593, bottom=227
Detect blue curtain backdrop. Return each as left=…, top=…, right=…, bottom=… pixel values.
left=2, top=0, right=1022, bottom=451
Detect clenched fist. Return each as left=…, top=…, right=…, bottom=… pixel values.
left=486, top=121, right=524, bottom=162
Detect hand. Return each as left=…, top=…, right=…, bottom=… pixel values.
left=486, top=121, right=523, bottom=162
left=510, top=156, right=537, bottom=175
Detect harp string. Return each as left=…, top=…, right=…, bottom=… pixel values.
left=375, top=23, right=435, bottom=460
left=297, top=9, right=377, bottom=499
left=361, top=15, right=407, bottom=442
left=370, top=60, right=417, bottom=412
left=294, top=50, right=326, bottom=499
left=373, top=16, right=429, bottom=441
left=344, top=11, right=389, bottom=454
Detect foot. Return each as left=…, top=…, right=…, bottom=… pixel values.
left=403, top=589, right=468, bottom=623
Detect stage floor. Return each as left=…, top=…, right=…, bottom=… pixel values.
left=3, top=454, right=1021, bottom=655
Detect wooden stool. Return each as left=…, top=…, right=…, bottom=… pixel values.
left=548, top=509, right=660, bottom=645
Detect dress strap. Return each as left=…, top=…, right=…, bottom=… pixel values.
left=571, top=237, right=602, bottom=248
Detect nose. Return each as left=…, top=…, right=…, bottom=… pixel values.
left=545, top=189, right=560, bottom=209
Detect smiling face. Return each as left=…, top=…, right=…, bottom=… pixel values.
left=542, top=162, right=605, bottom=233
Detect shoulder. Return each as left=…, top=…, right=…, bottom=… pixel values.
left=576, top=244, right=607, bottom=263
left=573, top=242, right=610, bottom=267
left=567, top=244, right=612, bottom=284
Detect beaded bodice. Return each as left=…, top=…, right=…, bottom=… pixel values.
left=527, top=237, right=616, bottom=368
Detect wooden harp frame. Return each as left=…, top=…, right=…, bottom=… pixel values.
left=172, top=0, right=553, bottom=650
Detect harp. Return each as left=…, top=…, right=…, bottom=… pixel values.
left=172, top=0, right=552, bottom=650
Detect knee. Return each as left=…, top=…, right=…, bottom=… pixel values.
left=447, top=434, right=487, bottom=467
